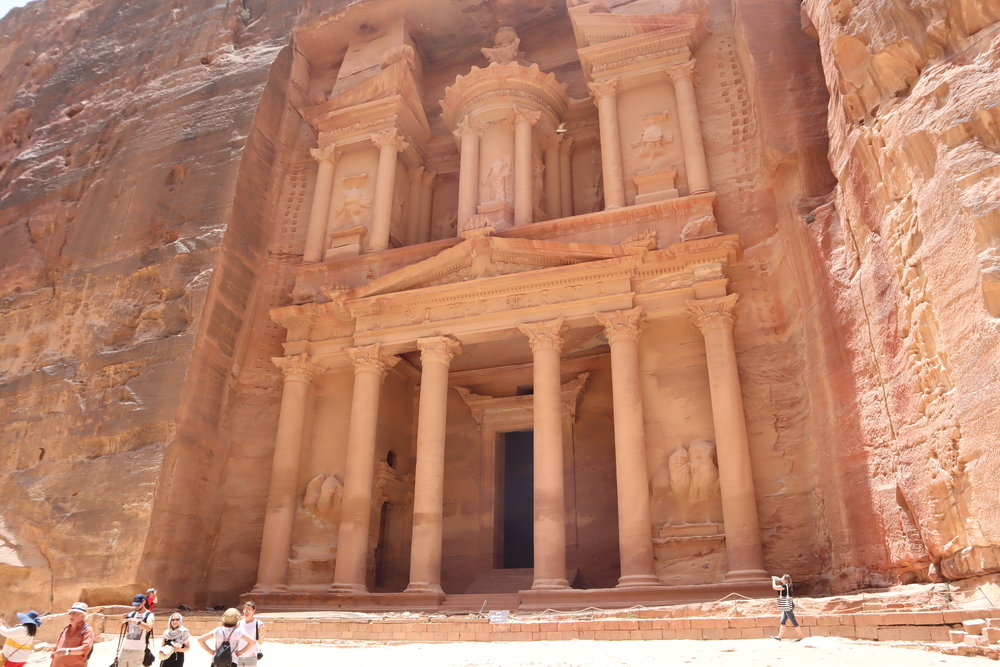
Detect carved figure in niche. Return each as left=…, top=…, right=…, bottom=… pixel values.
left=666, top=440, right=721, bottom=524
left=632, top=112, right=673, bottom=162
left=302, top=473, right=344, bottom=525
left=335, top=173, right=371, bottom=225
left=484, top=159, right=512, bottom=202
left=481, top=26, right=526, bottom=66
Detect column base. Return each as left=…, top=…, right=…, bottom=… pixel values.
left=250, top=583, right=288, bottom=594
left=531, top=578, right=570, bottom=590
left=724, top=568, right=769, bottom=583
left=328, top=582, right=369, bottom=593
left=404, top=582, right=444, bottom=595
left=616, top=574, right=663, bottom=588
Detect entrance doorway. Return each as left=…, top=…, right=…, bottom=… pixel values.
left=499, top=430, right=533, bottom=568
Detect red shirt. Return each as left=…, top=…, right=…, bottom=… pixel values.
left=50, top=622, right=94, bottom=667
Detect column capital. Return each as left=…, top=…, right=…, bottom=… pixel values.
left=513, top=106, right=541, bottom=127
left=371, top=128, right=409, bottom=152
left=417, top=336, right=461, bottom=365
left=596, top=307, right=645, bottom=344
left=665, top=59, right=697, bottom=83
left=421, top=169, right=438, bottom=187
left=541, top=133, right=564, bottom=151
left=309, top=144, right=339, bottom=164
left=408, top=166, right=425, bottom=183
left=272, top=353, right=317, bottom=383
left=587, top=78, right=620, bottom=101
left=348, top=344, right=399, bottom=380
left=686, top=293, right=739, bottom=332
left=559, top=135, right=574, bottom=154
left=518, top=318, right=565, bottom=353
left=453, top=116, right=483, bottom=140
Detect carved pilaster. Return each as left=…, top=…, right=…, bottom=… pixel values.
left=596, top=307, right=645, bottom=344
left=518, top=318, right=565, bottom=352
left=273, top=353, right=317, bottom=383
left=417, top=336, right=461, bottom=365
left=687, top=294, right=738, bottom=332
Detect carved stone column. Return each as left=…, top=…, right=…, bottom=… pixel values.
left=595, top=308, right=660, bottom=587
left=330, top=344, right=399, bottom=592
left=455, top=117, right=481, bottom=231
left=588, top=79, right=625, bottom=209
left=559, top=136, right=574, bottom=218
left=405, top=337, right=461, bottom=594
left=667, top=61, right=711, bottom=195
left=518, top=319, right=570, bottom=590
left=304, top=145, right=337, bottom=263
left=419, top=170, right=437, bottom=243
left=406, top=166, right=424, bottom=246
left=687, top=294, right=766, bottom=581
left=543, top=134, right=562, bottom=219
left=513, top=107, right=540, bottom=226
left=369, top=129, right=409, bottom=252
left=254, top=354, right=316, bottom=591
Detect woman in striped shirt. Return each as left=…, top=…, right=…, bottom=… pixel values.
left=771, top=574, right=804, bottom=641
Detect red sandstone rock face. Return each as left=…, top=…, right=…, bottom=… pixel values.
left=1, top=0, right=997, bottom=616
left=800, top=0, right=1000, bottom=585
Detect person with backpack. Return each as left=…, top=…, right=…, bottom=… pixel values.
left=118, top=594, right=155, bottom=667
left=0, top=609, right=42, bottom=667
left=238, top=602, right=264, bottom=665
left=197, top=608, right=256, bottom=667
left=770, top=573, right=805, bottom=641
left=49, top=602, right=94, bottom=666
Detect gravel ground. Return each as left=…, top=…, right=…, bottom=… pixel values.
left=28, top=635, right=994, bottom=666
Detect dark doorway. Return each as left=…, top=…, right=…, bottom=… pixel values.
left=501, top=430, right=534, bottom=568
left=374, top=501, right=390, bottom=590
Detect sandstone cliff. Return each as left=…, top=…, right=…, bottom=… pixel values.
left=0, top=0, right=997, bottom=615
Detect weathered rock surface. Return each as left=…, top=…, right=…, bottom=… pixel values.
left=0, top=0, right=997, bottom=616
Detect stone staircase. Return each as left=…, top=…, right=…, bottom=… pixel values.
left=464, top=568, right=534, bottom=593
left=443, top=593, right=521, bottom=612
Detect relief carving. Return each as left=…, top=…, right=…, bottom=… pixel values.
left=663, top=440, right=721, bottom=525
left=481, top=26, right=527, bottom=66
left=632, top=112, right=673, bottom=162
left=335, top=173, right=371, bottom=226
left=483, top=159, right=512, bottom=202
left=302, top=472, right=344, bottom=525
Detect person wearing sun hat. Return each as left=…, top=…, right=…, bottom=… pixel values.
left=50, top=603, right=94, bottom=666
left=0, top=609, right=42, bottom=667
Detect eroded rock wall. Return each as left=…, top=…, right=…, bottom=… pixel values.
left=799, top=0, right=1000, bottom=586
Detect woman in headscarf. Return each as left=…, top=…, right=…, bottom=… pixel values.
left=0, top=610, right=42, bottom=667
left=159, top=612, right=190, bottom=665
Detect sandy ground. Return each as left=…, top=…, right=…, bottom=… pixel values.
left=27, top=636, right=994, bottom=666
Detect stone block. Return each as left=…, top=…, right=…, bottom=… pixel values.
left=965, top=634, right=990, bottom=647
left=962, top=619, right=987, bottom=635
left=949, top=630, right=966, bottom=644
left=983, top=627, right=1000, bottom=644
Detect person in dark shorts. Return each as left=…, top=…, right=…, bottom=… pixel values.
left=771, top=574, right=804, bottom=641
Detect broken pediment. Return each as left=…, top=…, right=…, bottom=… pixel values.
left=351, top=235, right=639, bottom=298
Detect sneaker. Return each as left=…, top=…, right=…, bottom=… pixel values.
left=771, top=636, right=781, bottom=641
left=793, top=638, right=803, bottom=642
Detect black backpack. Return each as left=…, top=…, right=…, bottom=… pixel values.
left=213, top=628, right=235, bottom=667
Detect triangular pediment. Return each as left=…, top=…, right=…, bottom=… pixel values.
left=353, top=236, right=642, bottom=298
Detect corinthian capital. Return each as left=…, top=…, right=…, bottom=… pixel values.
left=371, top=128, right=409, bottom=152
left=686, top=293, right=739, bottom=332
left=518, top=318, right=565, bottom=353
left=596, top=307, right=644, bottom=344
left=273, top=353, right=317, bottom=383
left=309, top=143, right=338, bottom=164
left=417, top=336, right=461, bottom=366
left=587, top=78, right=619, bottom=101
left=348, top=344, right=398, bottom=380
left=665, top=59, right=697, bottom=83
left=408, top=166, right=425, bottom=183
left=453, top=116, right=482, bottom=140
left=513, top=106, right=541, bottom=127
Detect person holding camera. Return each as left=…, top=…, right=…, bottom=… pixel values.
left=771, top=574, right=804, bottom=641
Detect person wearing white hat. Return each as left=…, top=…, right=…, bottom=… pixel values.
left=50, top=603, right=94, bottom=666
left=159, top=613, right=190, bottom=665
left=0, top=609, right=42, bottom=667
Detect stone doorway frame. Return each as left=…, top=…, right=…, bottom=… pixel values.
left=456, top=374, right=589, bottom=583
